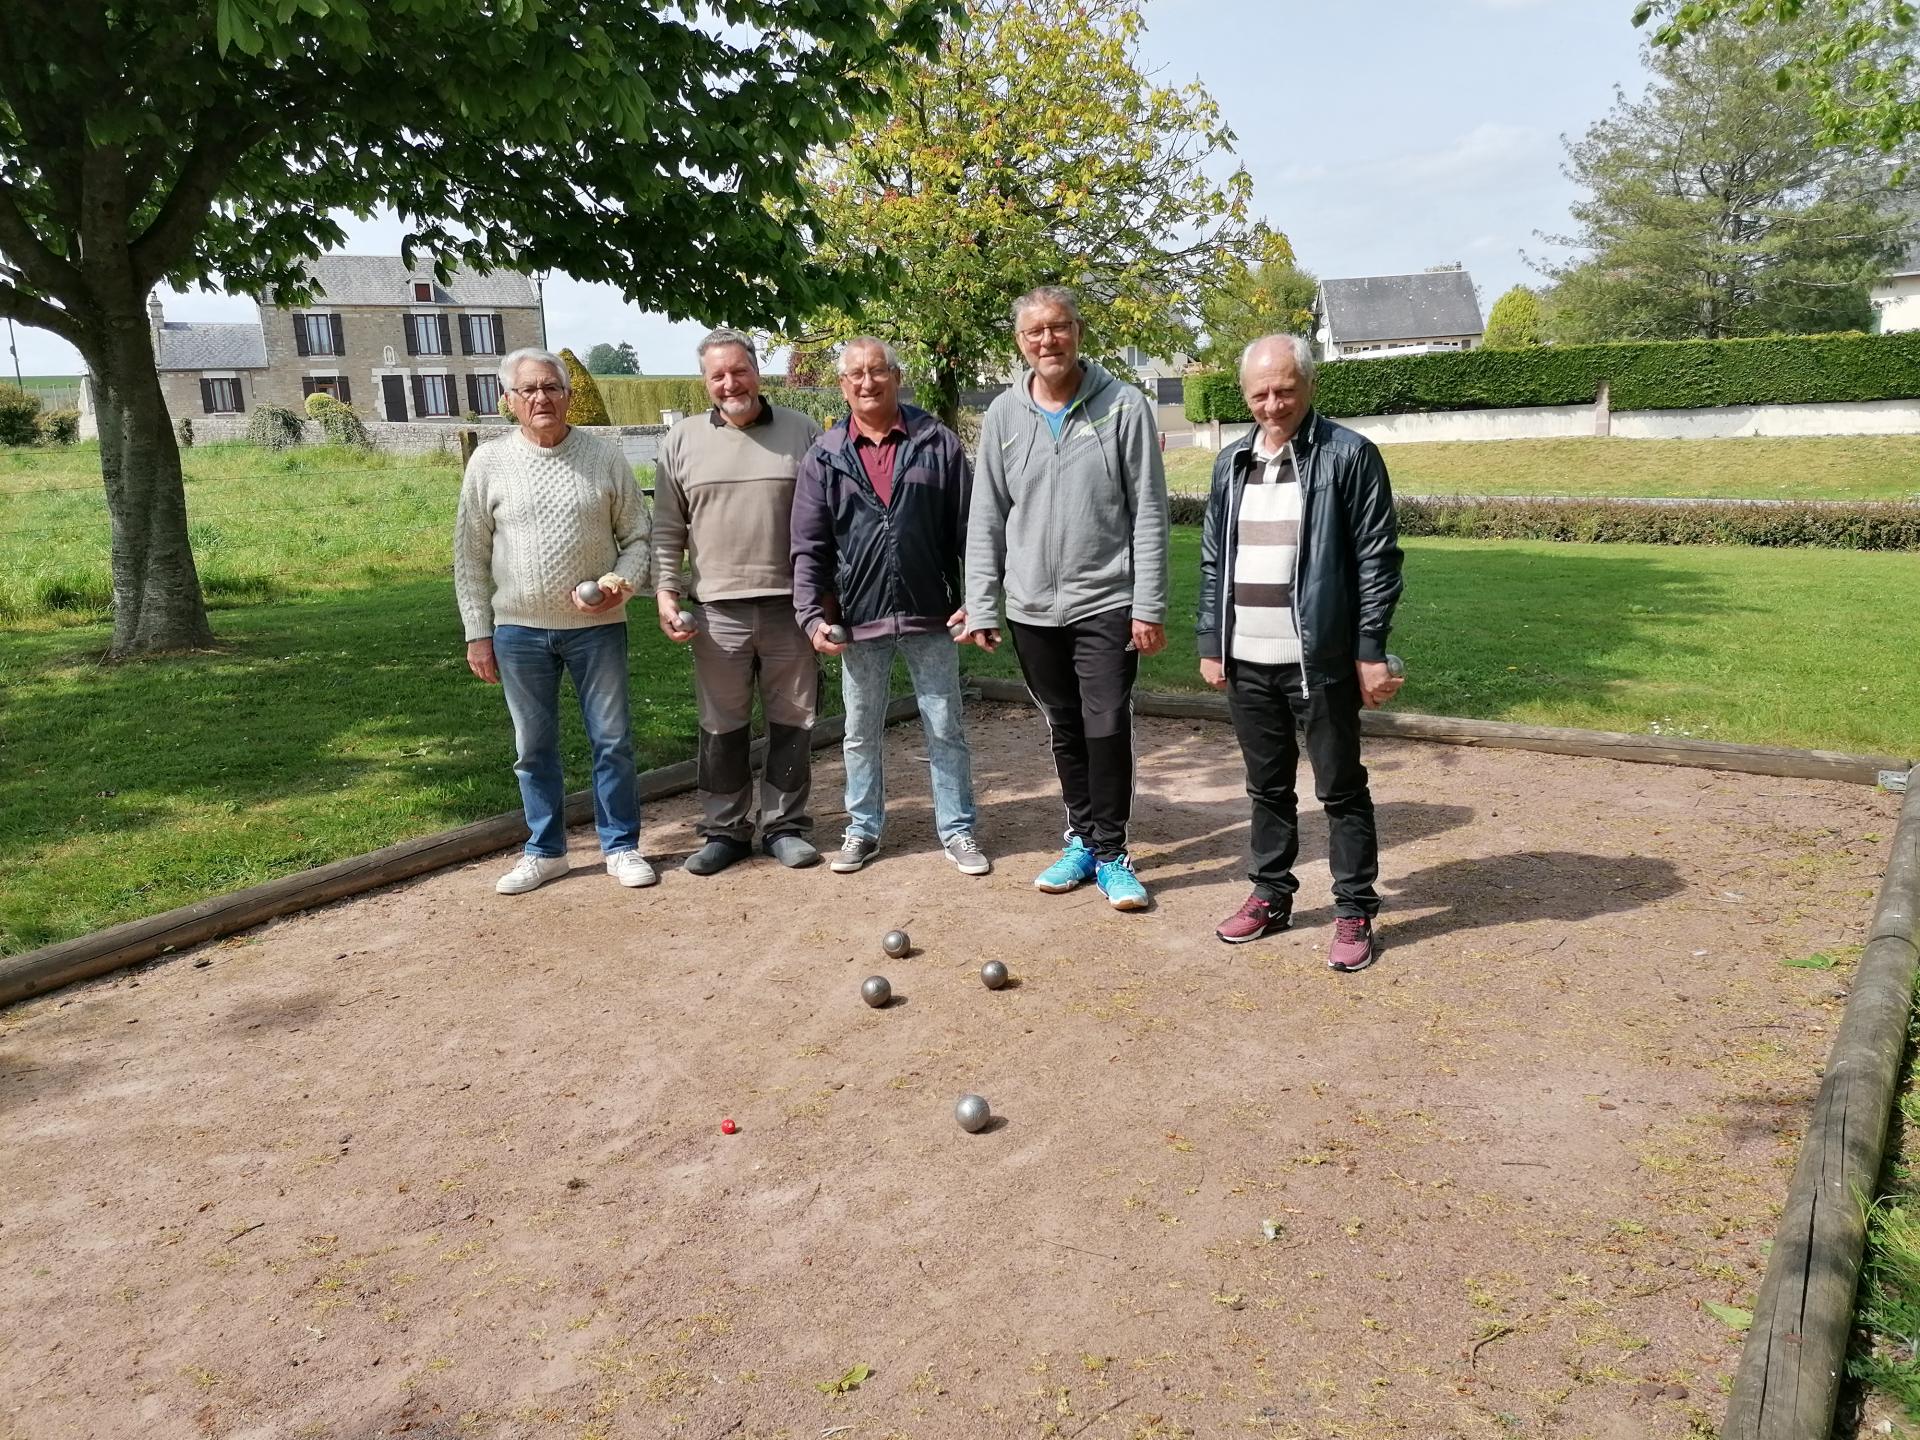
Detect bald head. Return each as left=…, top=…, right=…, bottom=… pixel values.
left=1240, top=333, right=1317, bottom=450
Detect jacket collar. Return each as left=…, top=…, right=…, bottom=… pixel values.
left=822, top=401, right=938, bottom=469
left=1232, top=410, right=1322, bottom=475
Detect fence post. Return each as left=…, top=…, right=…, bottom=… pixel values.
left=458, top=429, right=479, bottom=467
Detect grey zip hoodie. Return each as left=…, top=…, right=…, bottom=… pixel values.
left=965, top=360, right=1170, bottom=629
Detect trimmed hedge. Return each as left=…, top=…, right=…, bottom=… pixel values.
left=1184, top=331, right=1920, bottom=422
left=599, top=376, right=852, bottom=428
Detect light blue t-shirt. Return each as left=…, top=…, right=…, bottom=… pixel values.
left=1037, top=398, right=1070, bottom=440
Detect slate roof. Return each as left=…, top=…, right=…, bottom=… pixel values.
left=289, top=255, right=540, bottom=308
left=155, top=321, right=268, bottom=372
left=1317, top=270, right=1484, bottom=344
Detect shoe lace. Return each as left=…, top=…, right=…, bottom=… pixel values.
left=1103, top=855, right=1136, bottom=877
left=1237, top=895, right=1270, bottom=919
left=1335, top=917, right=1369, bottom=941
left=951, top=834, right=982, bottom=855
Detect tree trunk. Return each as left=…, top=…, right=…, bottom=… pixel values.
left=932, top=359, right=962, bottom=432
left=89, top=313, right=215, bottom=657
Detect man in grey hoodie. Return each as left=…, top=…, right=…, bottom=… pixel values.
left=961, top=285, right=1171, bottom=911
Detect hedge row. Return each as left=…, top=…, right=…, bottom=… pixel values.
left=1164, top=492, right=1918, bottom=548
left=1184, top=331, right=1920, bottom=422
left=598, top=376, right=849, bottom=427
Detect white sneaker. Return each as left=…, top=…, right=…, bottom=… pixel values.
left=606, top=850, right=659, bottom=888
left=496, top=853, right=570, bottom=895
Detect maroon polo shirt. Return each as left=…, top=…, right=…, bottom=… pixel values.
left=851, top=418, right=908, bottom=506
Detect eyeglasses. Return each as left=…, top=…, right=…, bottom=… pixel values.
left=512, top=383, right=566, bottom=399
left=839, top=368, right=899, bottom=383
left=1019, top=322, right=1077, bottom=343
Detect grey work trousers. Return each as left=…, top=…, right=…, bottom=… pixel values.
left=690, top=596, right=819, bottom=842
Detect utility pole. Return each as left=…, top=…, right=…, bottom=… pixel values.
left=5, top=317, right=21, bottom=388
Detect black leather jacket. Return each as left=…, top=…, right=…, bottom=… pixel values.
left=1196, top=410, right=1404, bottom=686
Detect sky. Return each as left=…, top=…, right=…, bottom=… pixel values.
left=5, top=0, right=1654, bottom=380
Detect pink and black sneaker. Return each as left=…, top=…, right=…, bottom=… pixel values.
left=1327, top=916, right=1378, bottom=972
left=1215, top=893, right=1290, bottom=945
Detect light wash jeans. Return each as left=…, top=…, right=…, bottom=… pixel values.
left=493, top=622, right=639, bottom=858
left=839, top=631, right=976, bottom=843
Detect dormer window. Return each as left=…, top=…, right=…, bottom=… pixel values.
left=413, top=282, right=433, bottom=302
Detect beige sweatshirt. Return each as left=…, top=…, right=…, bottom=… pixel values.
left=651, top=403, right=822, bottom=600
left=453, top=427, right=651, bottom=641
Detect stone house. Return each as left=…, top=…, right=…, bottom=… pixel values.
left=1314, top=267, right=1484, bottom=360
left=144, top=256, right=544, bottom=423
left=1870, top=205, right=1920, bottom=335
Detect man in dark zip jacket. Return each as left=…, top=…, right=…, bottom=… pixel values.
left=790, top=337, right=990, bottom=877
left=1197, top=333, right=1405, bottom=970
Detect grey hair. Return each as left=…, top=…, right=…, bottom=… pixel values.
left=1239, top=333, right=1317, bottom=387
left=836, top=336, right=902, bottom=375
left=1011, top=284, right=1082, bottom=329
left=498, top=347, right=569, bottom=393
left=696, top=326, right=759, bottom=371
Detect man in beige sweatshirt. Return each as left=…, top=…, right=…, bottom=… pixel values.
left=653, top=328, right=823, bottom=874
left=454, top=348, right=654, bottom=895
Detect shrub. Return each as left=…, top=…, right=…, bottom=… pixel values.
left=302, top=391, right=334, bottom=419
left=597, top=376, right=711, bottom=425
left=560, top=348, right=611, bottom=425
left=1184, top=330, right=1920, bottom=421
left=763, top=385, right=846, bottom=428
left=245, top=403, right=306, bottom=450
left=0, top=384, right=43, bottom=447
left=1395, top=496, right=1920, bottom=550
left=306, top=394, right=370, bottom=447
left=37, top=409, right=80, bottom=445
left=1482, top=286, right=1544, bottom=350
left=176, top=417, right=195, bottom=449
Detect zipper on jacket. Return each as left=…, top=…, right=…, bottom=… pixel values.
left=1286, top=435, right=1308, bottom=699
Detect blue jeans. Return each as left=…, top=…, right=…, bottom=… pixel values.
left=494, top=623, right=640, bottom=858
left=839, top=631, right=976, bottom=843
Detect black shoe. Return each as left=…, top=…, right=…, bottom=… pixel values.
left=761, top=834, right=821, bottom=869
left=684, top=837, right=752, bottom=876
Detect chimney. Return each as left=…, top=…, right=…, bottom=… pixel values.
left=147, top=292, right=164, bottom=344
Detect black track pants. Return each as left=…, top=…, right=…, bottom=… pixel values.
left=1009, top=607, right=1139, bottom=863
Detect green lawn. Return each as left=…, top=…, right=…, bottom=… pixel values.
left=1163, top=434, right=1920, bottom=502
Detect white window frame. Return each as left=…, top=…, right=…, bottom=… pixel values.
left=410, top=314, right=447, bottom=355
left=417, top=371, right=455, bottom=417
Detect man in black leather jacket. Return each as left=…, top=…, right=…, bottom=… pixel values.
left=1196, top=333, right=1404, bottom=970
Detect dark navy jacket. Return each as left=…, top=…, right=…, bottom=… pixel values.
left=790, top=403, right=973, bottom=641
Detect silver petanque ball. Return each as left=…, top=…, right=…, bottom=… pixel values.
left=675, top=609, right=698, bottom=633
left=980, top=960, right=1009, bottom=990
left=1384, top=653, right=1406, bottom=679
left=826, top=624, right=850, bottom=645
left=881, top=929, right=911, bottom=959
left=575, top=579, right=604, bottom=606
left=861, top=975, right=892, bottom=1008
left=955, top=1093, right=992, bottom=1133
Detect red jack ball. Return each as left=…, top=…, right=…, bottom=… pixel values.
left=720, top=1118, right=737, bottom=1135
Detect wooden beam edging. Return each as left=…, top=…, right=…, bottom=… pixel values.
left=964, top=678, right=1913, bottom=786
left=0, top=696, right=919, bottom=1009
left=1723, top=769, right=1920, bottom=1440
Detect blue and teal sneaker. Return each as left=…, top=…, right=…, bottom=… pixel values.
left=1096, top=854, right=1149, bottom=911
left=1034, top=836, right=1097, bottom=893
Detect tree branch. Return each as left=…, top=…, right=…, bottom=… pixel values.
left=0, top=276, right=86, bottom=347
left=129, top=120, right=262, bottom=288
left=0, top=185, right=84, bottom=305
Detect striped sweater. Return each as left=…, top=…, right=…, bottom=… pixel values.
left=1229, top=444, right=1303, bottom=667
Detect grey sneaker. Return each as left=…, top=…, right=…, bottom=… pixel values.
left=761, top=833, right=821, bottom=869
left=831, top=833, right=880, bottom=873
left=942, top=833, right=992, bottom=876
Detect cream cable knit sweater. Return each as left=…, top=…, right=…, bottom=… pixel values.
left=453, top=428, right=652, bottom=642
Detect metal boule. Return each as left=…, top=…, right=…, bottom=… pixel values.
left=575, top=580, right=603, bottom=606
left=1384, top=653, right=1405, bottom=679
left=881, top=929, right=911, bottom=959
left=980, top=960, right=1009, bottom=990
left=861, top=975, right=892, bottom=1008
left=955, top=1093, right=991, bottom=1133
left=826, top=624, right=849, bottom=645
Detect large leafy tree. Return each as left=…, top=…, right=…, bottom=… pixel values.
left=1539, top=19, right=1906, bottom=341
left=585, top=342, right=639, bottom=376
left=1194, top=225, right=1317, bottom=368
left=1481, top=285, right=1546, bottom=348
left=783, top=0, right=1253, bottom=424
left=0, top=0, right=947, bottom=657
left=1634, top=0, right=1919, bottom=152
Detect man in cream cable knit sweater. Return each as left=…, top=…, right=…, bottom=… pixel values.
left=454, top=348, right=656, bottom=895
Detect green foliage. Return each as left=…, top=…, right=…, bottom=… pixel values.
left=176, top=417, right=194, bottom=450
left=1398, top=495, right=1920, bottom=549
left=36, top=410, right=79, bottom=446
left=1542, top=18, right=1901, bottom=341
left=585, top=341, right=639, bottom=375
left=302, top=392, right=333, bottom=419
left=763, top=386, right=846, bottom=428
left=1195, top=225, right=1318, bottom=367
left=1185, top=331, right=1920, bottom=420
left=560, top=349, right=611, bottom=426
left=0, top=384, right=43, bottom=447
left=244, top=404, right=306, bottom=451
left=598, top=376, right=713, bottom=425
left=1481, top=287, right=1544, bottom=349
left=305, top=394, right=370, bottom=447
left=787, top=0, right=1254, bottom=420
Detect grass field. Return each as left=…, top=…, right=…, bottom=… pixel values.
left=1163, top=433, right=1920, bottom=502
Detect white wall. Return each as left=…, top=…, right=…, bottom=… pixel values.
left=1871, top=275, right=1920, bottom=334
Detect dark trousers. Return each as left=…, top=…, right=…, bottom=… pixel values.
left=1009, top=607, right=1138, bottom=862
left=1226, top=660, right=1379, bottom=918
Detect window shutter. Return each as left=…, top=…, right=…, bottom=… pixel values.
left=234, top=383, right=246, bottom=414
left=411, top=374, right=426, bottom=417
left=330, top=314, right=345, bottom=355
left=200, top=378, right=215, bottom=413
left=338, top=376, right=352, bottom=405
left=293, top=314, right=310, bottom=357
left=458, top=315, right=473, bottom=355
left=466, top=374, right=480, bottom=413
left=437, top=315, right=452, bottom=355
left=404, top=317, right=419, bottom=357
left=301, top=377, right=317, bottom=398
left=491, top=314, right=504, bottom=354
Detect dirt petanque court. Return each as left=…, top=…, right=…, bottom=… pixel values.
left=0, top=705, right=1902, bottom=1440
